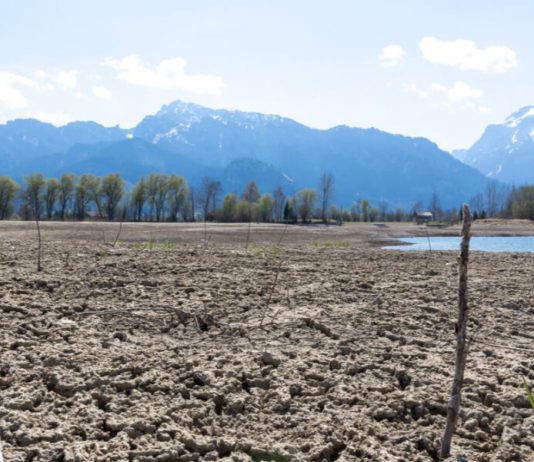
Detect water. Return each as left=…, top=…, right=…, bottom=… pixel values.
left=386, top=236, right=534, bottom=253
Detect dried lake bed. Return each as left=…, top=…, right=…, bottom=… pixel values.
left=0, top=220, right=533, bottom=461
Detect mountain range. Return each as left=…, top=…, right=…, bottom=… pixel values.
left=0, top=100, right=511, bottom=209
left=452, top=106, right=534, bottom=185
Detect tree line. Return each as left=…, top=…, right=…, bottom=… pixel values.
left=0, top=171, right=531, bottom=223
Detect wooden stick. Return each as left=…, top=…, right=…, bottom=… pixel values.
left=259, top=224, right=289, bottom=328
left=440, top=203, right=472, bottom=459
left=35, top=217, right=43, bottom=272
left=112, top=221, right=123, bottom=247
left=245, top=202, right=253, bottom=251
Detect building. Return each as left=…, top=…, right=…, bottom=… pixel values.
left=414, top=211, right=433, bottom=224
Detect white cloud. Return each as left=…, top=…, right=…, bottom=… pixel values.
left=379, top=44, right=405, bottom=67
left=27, top=111, right=73, bottom=126
left=419, top=37, right=517, bottom=73
left=403, top=83, right=428, bottom=98
left=102, top=55, right=224, bottom=95
left=431, top=80, right=483, bottom=102
left=54, top=70, right=78, bottom=89
left=0, top=71, right=39, bottom=109
left=430, top=83, right=448, bottom=94
left=92, top=85, right=112, bottom=99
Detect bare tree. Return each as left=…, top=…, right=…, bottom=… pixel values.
left=24, top=174, right=46, bottom=271
left=485, top=180, right=499, bottom=217
left=429, top=192, right=441, bottom=221
left=273, top=186, right=286, bottom=223
left=469, top=193, right=484, bottom=218
left=241, top=180, right=261, bottom=248
left=319, top=173, right=334, bottom=224
left=199, top=177, right=222, bottom=221
left=242, top=181, right=260, bottom=203
left=379, top=200, right=389, bottom=222
left=44, top=178, right=60, bottom=220
left=58, top=173, right=75, bottom=220
left=189, top=187, right=196, bottom=221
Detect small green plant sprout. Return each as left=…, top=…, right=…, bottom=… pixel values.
left=524, top=377, right=534, bottom=409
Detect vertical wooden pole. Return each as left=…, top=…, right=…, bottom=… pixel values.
left=35, top=217, right=42, bottom=272
left=245, top=203, right=252, bottom=251
left=440, top=203, right=472, bottom=459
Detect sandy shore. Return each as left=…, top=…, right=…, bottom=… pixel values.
left=0, top=220, right=533, bottom=461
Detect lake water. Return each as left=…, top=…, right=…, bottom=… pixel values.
left=386, top=236, right=534, bottom=253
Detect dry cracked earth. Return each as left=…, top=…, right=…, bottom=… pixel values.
left=0, top=222, right=533, bottom=461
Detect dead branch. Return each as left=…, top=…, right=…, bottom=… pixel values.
left=245, top=219, right=252, bottom=251
left=440, top=203, right=472, bottom=460
left=35, top=216, right=43, bottom=272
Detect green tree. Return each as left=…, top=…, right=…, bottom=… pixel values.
left=360, top=199, right=371, bottom=222
left=44, top=178, right=60, bottom=220
left=235, top=199, right=252, bottom=222
left=131, top=177, right=147, bottom=221
left=240, top=181, right=261, bottom=223
left=147, top=173, right=169, bottom=221
left=258, top=194, right=275, bottom=222
left=24, top=173, right=46, bottom=220
left=100, top=173, right=125, bottom=221
left=86, top=174, right=103, bottom=216
left=168, top=175, right=188, bottom=221
left=284, top=197, right=297, bottom=223
left=75, top=174, right=101, bottom=219
left=511, top=185, right=534, bottom=219
left=221, top=193, right=238, bottom=222
left=319, top=173, right=334, bottom=223
left=296, top=188, right=317, bottom=223
left=0, top=177, right=19, bottom=219
left=58, top=173, right=75, bottom=220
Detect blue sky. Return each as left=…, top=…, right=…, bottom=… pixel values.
left=0, top=0, right=532, bottom=151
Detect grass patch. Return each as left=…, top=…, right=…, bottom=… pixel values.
left=248, top=243, right=282, bottom=257
left=133, top=239, right=175, bottom=251
left=250, top=450, right=292, bottom=462
left=312, top=240, right=350, bottom=250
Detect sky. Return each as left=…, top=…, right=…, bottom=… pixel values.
left=0, top=0, right=532, bottom=151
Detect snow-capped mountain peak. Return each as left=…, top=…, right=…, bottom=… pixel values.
left=453, top=105, right=534, bottom=184
left=504, top=105, right=534, bottom=128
